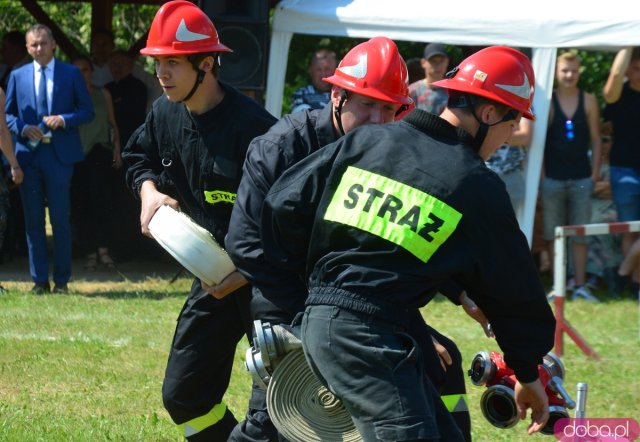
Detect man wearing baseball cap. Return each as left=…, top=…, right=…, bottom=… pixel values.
left=409, top=42, right=451, bottom=115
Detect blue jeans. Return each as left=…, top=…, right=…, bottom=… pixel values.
left=301, top=305, right=463, bottom=442
left=609, top=166, right=640, bottom=222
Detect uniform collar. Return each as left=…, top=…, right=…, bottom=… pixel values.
left=403, top=108, right=476, bottom=150
left=190, top=81, right=234, bottom=125
left=316, top=103, right=338, bottom=147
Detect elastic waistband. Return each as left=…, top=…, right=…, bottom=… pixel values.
left=306, top=287, right=414, bottom=326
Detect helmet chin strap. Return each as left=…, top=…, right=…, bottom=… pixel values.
left=449, top=94, right=518, bottom=151
left=181, top=69, right=206, bottom=103
left=471, top=110, right=490, bottom=152
left=334, top=90, right=349, bottom=136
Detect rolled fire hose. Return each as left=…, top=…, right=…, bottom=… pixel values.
left=266, top=348, right=362, bottom=442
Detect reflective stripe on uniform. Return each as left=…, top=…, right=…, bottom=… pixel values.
left=178, top=402, right=227, bottom=437
left=324, top=166, right=462, bottom=263
left=441, top=394, right=468, bottom=413
left=203, top=190, right=236, bottom=205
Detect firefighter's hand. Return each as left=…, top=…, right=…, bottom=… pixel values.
left=460, top=292, right=494, bottom=338
left=515, top=379, right=549, bottom=435
left=139, top=180, right=179, bottom=237
left=431, top=335, right=452, bottom=371
left=201, top=271, right=248, bottom=299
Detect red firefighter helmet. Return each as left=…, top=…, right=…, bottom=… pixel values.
left=323, top=37, right=412, bottom=106
left=432, top=46, right=535, bottom=120
left=140, top=0, right=232, bottom=56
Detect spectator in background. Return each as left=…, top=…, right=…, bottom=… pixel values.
left=290, top=48, right=337, bottom=113
left=0, top=31, right=29, bottom=260
left=89, top=29, right=116, bottom=87
left=5, top=24, right=94, bottom=294
left=542, top=52, right=601, bottom=302
left=0, top=86, right=24, bottom=292
left=485, top=118, right=532, bottom=215
left=603, top=47, right=640, bottom=295
left=586, top=125, right=623, bottom=297
left=0, top=31, right=29, bottom=90
left=132, top=53, right=163, bottom=112
left=105, top=50, right=147, bottom=148
left=90, top=29, right=161, bottom=113
left=104, top=50, right=150, bottom=261
left=71, top=56, right=121, bottom=271
left=618, top=236, right=640, bottom=299
left=408, top=42, right=450, bottom=115
left=405, top=57, right=424, bottom=85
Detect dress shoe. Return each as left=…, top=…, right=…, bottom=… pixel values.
left=31, top=282, right=51, bottom=294
left=52, top=284, right=69, bottom=294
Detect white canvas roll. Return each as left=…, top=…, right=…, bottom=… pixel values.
left=148, top=205, right=236, bottom=285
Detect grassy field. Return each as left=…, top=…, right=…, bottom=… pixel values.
left=0, top=277, right=638, bottom=441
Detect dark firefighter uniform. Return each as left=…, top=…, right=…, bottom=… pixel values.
left=226, top=103, right=336, bottom=442
left=260, top=109, right=556, bottom=441
left=227, top=104, right=472, bottom=440
left=226, top=104, right=337, bottom=323
left=123, top=83, right=276, bottom=441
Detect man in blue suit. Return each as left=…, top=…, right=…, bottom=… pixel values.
left=5, top=24, right=94, bottom=293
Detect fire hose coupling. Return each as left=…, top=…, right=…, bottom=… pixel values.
left=245, top=320, right=302, bottom=389
left=468, top=350, right=575, bottom=435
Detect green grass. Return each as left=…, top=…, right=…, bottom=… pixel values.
left=426, top=295, right=640, bottom=441
left=0, top=279, right=638, bottom=441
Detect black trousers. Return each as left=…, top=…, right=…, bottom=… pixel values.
left=162, top=279, right=279, bottom=441
left=302, top=305, right=465, bottom=442
left=415, top=321, right=471, bottom=442
left=70, top=144, right=113, bottom=254
left=250, top=289, right=470, bottom=441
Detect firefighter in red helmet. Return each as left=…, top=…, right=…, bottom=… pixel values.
left=322, top=36, right=414, bottom=134
left=227, top=37, right=488, bottom=442
left=259, top=46, right=555, bottom=440
left=122, top=1, right=277, bottom=440
left=223, top=36, right=417, bottom=439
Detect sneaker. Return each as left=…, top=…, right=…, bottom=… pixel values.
left=572, top=286, right=599, bottom=303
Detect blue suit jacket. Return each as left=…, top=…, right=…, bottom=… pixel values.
left=5, top=59, right=94, bottom=166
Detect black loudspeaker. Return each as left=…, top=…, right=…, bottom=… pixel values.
left=200, top=0, right=270, bottom=91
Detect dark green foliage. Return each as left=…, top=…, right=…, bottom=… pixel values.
left=574, top=49, right=616, bottom=108
left=0, top=1, right=620, bottom=112
left=0, top=1, right=159, bottom=62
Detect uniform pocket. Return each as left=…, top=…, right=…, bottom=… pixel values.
left=374, top=414, right=440, bottom=441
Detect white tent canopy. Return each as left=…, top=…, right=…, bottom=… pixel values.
left=265, top=0, right=640, bottom=244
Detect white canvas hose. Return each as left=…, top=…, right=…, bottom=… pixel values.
left=266, top=349, right=362, bottom=442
